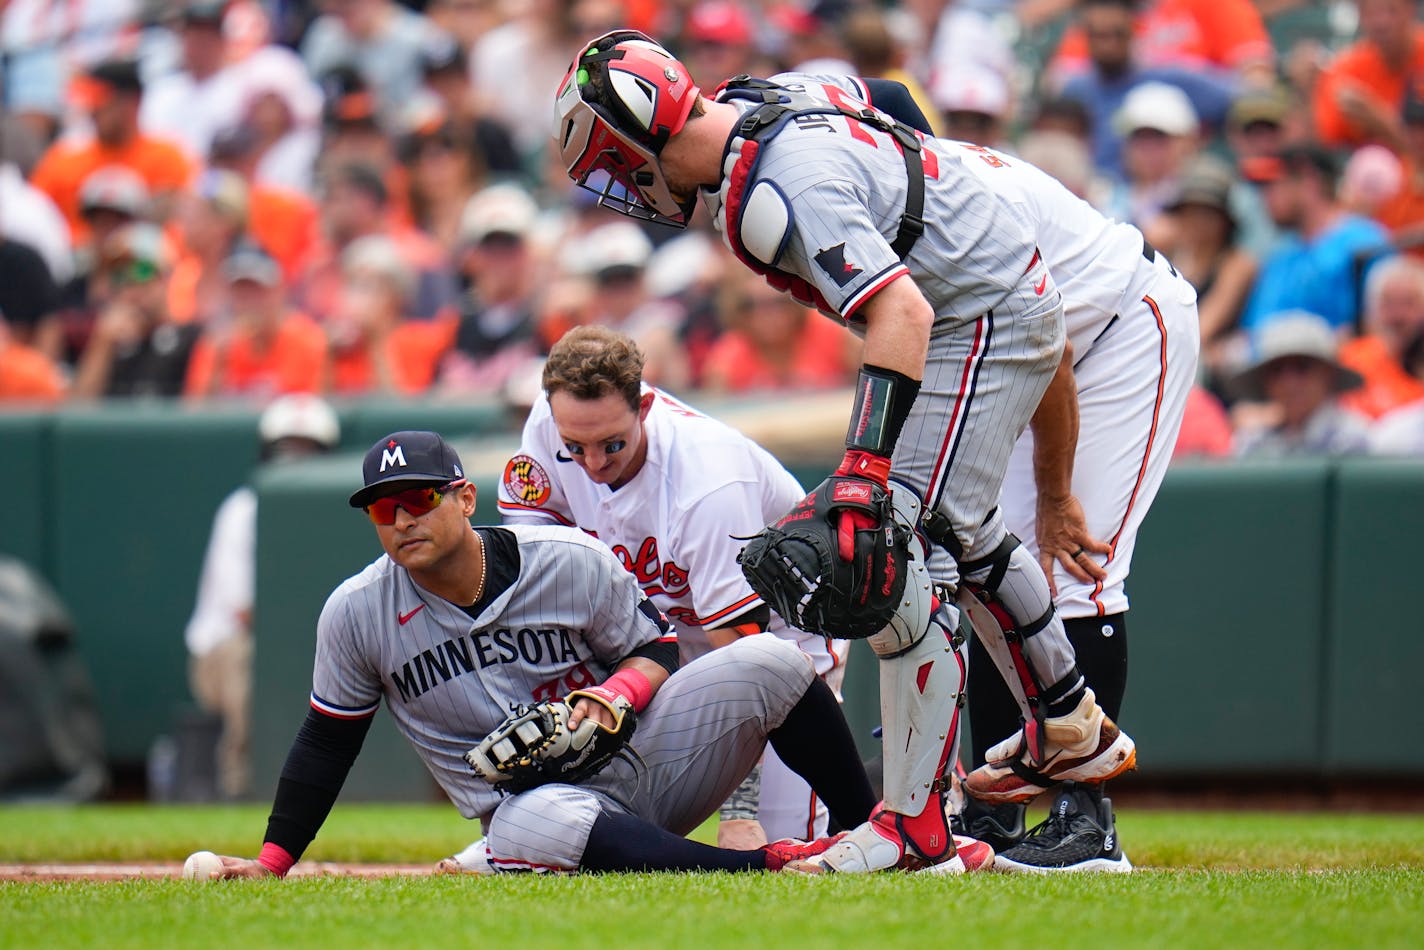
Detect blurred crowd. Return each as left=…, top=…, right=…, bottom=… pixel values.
left=3, top=0, right=1424, bottom=458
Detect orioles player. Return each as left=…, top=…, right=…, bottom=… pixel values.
left=201, top=430, right=882, bottom=877
left=555, top=32, right=1137, bottom=873
left=493, top=324, right=849, bottom=852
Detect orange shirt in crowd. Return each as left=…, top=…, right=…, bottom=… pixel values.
left=326, top=316, right=456, bottom=396
left=1313, top=27, right=1424, bottom=148
left=1051, top=0, right=1271, bottom=83
left=1338, top=334, right=1424, bottom=419
left=701, top=314, right=855, bottom=394
left=166, top=253, right=204, bottom=325
left=183, top=312, right=328, bottom=399
left=249, top=184, right=320, bottom=281
left=0, top=340, right=66, bottom=403
left=29, top=135, right=194, bottom=242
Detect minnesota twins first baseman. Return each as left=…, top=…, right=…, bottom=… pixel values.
left=496, top=324, right=851, bottom=848
left=555, top=31, right=1137, bottom=873
left=203, top=430, right=876, bottom=877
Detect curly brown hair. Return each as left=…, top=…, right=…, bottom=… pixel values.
left=541, top=325, right=645, bottom=411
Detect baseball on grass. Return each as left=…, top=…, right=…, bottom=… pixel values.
left=183, top=850, right=224, bottom=881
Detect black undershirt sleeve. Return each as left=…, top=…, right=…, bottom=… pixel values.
left=262, top=708, right=373, bottom=860
left=625, top=637, right=679, bottom=676
left=721, top=603, right=771, bottom=632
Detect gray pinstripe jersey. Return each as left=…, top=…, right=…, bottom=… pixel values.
left=309, top=524, right=669, bottom=820
left=771, top=75, right=1157, bottom=358
left=712, top=72, right=1041, bottom=324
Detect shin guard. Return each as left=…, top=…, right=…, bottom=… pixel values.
left=956, top=585, right=1048, bottom=765
left=866, top=597, right=967, bottom=863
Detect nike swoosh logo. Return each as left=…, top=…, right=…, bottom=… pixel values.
left=554, top=451, right=573, bottom=463
left=398, top=604, right=426, bottom=625
left=1034, top=274, right=1048, bottom=295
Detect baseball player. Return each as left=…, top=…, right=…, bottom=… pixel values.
left=494, top=324, right=850, bottom=850
left=955, top=138, right=1197, bottom=875
left=204, top=430, right=880, bottom=877
left=555, top=32, right=1138, bottom=873
left=827, top=78, right=1200, bottom=872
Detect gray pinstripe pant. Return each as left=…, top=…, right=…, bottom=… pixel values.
left=484, top=636, right=815, bottom=870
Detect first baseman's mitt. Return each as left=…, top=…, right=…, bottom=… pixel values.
left=464, top=689, right=637, bottom=793
left=738, top=475, right=910, bottom=640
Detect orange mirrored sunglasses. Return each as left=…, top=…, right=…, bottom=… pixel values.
left=364, top=480, right=466, bottom=525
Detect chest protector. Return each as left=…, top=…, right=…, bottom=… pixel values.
left=706, top=78, right=927, bottom=317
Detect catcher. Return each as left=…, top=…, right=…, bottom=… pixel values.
left=203, top=430, right=879, bottom=877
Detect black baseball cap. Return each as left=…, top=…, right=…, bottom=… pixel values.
left=349, top=430, right=466, bottom=508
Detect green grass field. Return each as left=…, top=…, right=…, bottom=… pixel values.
left=3, top=805, right=1423, bottom=949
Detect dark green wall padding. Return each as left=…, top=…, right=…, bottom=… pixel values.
left=5, top=403, right=1424, bottom=800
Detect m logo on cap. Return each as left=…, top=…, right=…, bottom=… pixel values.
left=380, top=442, right=407, bottom=472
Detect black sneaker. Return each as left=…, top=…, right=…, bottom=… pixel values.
left=993, top=784, right=1132, bottom=873
left=950, top=797, right=1027, bottom=854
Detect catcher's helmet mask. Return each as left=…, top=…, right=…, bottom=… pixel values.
left=555, top=30, right=700, bottom=227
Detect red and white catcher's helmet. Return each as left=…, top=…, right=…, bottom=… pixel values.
left=554, top=30, right=701, bottom=228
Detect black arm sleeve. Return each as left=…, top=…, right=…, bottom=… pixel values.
left=862, top=78, right=934, bottom=135
left=625, top=637, right=680, bottom=676
left=262, top=708, right=373, bottom=860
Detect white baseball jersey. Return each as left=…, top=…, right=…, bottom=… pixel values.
left=942, top=139, right=1200, bottom=618
left=498, top=386, right=844, bottom=841
left=309, top=524, right=667, bottom=821
left=497, top=386, right=846, bottom=677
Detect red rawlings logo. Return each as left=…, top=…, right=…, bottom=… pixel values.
left=833, top=482, right=873, bottom=504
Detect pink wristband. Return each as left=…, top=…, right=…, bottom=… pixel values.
left=258, top=842, right=297, bottom=878
left=601, top=668, right=655, bottom=713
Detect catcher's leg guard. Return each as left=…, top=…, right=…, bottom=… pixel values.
left=946, top=524, right=1085, bottom=764
left=806, top=597, right=974, bottom=872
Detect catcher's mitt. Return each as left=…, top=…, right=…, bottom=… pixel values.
left=464, top=689, right=637, bottom=793
left=738, top=475, right=910, bottom=640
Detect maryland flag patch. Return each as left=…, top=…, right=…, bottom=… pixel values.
left=503, top=454, right=552, bottom=506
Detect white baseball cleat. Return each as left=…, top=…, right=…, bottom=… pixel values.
left=433, top=836, right=494, bottom=875
left=785, top=812, right=994, bottom=874
left=916, top=836, right=996, bottom=875
left=965, top=688, right=1136, bottom=804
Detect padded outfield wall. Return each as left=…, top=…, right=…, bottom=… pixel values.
left=3, top=404, right=1421, bottom=798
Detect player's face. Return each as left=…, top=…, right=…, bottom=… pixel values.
left=549, top=389, right=654, bottom=489
left=371, top=480, right=478, bottom=573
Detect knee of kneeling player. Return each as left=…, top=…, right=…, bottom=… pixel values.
left=721, top=635, right=815, bottom=690
left=486, top=785, right=601, bottom=872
